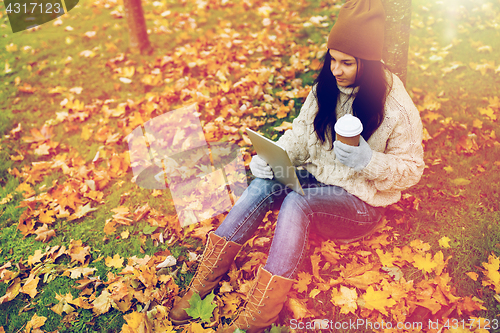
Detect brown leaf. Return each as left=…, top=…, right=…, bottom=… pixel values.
left=92, top=289, right=113, bottom=315
left=68, top=239, right=91, bottom=264
left=34, top=225, right=56, bottom=243
left=27, top=250, right=45, bottom=266
left=286, top=297, right=313, bottom=319
left=21, top=274, right=39, bottom=298
left=51, top=293, right=75, bottom=315
left=190, top=225, right=214, bottom=243
left=344, top=271, right=384, bottom=290
left=0, top=278, right=21, bottom=304
left=25, top=313, right=47, bottom=332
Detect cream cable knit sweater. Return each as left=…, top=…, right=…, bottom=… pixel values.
left=276, top=72, right=425, bottom=207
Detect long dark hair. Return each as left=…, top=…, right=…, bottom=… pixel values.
left=313, top=50, right=390, bottom=149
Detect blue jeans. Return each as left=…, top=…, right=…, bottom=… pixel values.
left=214, top=169, right=385, bottom=279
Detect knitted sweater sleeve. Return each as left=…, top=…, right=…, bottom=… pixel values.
left=275, top=88, right=316, bottom=166
left=361, top=92, right=425, bottom=192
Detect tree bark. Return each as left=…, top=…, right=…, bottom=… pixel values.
left=381, top=0, right=412, bottom=86
left=123, top=0, right=153, bottom=55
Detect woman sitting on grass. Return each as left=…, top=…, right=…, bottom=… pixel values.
left=169, top=0, right=425, bottom=332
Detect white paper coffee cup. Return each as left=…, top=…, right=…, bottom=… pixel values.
left=334, top=114, right=363, bottom=146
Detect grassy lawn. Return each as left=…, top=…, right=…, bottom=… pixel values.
left=1, top=0, right=500, bottom=332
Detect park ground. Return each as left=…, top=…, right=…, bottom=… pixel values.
left=1, top=0, right=500, bottom=332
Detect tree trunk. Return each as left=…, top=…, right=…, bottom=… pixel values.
left=123, top=0, right=153, bottom=55
left=381, top=0, right=412, bottom=86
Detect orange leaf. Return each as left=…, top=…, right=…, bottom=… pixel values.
left=331, top=286, right=358, bottom=314
left=35, top=224, right=56, bottom=243
left=68, top=239, right=91, bottom=264
left=286, top=297, right=313, bottom=319
left=362, top=286, right=396, bottom=316
left=294, top=272, right=312, bottom=293
left=344, top=270, right=383, bottom=290
left=122, top=312, right=151, bottom=332
left=409, top=239, right=431, bottom=253
left=412, top=253, right=438, bottom=273
left=39, top=209, right=56, bottom=224
left=28, top=249, right=45, bottom=266
left=412, top=298, right=441, bottom=314
left=466, top=272, right=479, bottom=281
left=310, top=254, right=324, bottom=282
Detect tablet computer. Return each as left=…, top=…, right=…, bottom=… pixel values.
left=246, top=128, right=304, bottom=196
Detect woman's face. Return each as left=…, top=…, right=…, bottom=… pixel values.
left=329, top=49, right=360, bottom=87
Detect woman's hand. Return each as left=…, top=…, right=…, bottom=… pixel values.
left=334, top=136, right=373, bottom=172
left=249, top=155, right=274, bottom=179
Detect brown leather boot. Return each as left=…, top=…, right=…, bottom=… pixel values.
left=169, top=232, right=242, bottom=325
left=218, top=266, right=295, bottom=333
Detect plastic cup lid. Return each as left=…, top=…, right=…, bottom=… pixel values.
left=334, top=114, right=363, bottom=137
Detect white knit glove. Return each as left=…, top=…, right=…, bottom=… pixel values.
left=334, top=136, right=373, bottom=172
left=249, top=155, right=273, bottom=179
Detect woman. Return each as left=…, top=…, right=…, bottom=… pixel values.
left=169, top=0, right=425, bottom=332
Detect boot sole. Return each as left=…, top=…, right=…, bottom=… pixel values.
left=169, top=316, right=194, bottom=326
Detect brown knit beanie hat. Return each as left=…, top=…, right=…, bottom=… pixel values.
left=327, top=0, right=386, bottom=61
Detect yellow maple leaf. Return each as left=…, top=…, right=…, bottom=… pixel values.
left=28, top=249, right=45, bottom=266
left=466, top=272, right=479, bottom=281
left=294, top=271, right=312, bottom=293
left=479, top=107, right=497, bottom=120
left=51, top=293, right=75, bottom=315
left=473, top=118, right=483, bottom=129
left=309, top=288, right=321, bottom=298
left=68, top=203, right=97, bottom=221
left=219, top=281, right=233, bottom=293
left=438, top=236, right=451, bottom=248
left=344, top=270, right=383, bottom=290
left=121, top=230, right=130, bottom=239
left=64, top=267, right=97, bottom=279
left=220, top=293, right=241, bottom=317
left=413, top=298, right=442, bottom=314
left=20, top=274, right=39, bottom=298
left=122, top=312, right=152, bottom=332
left=189, top=322, right=213, bottom=333
left=409, top=239, right=431, bottom=253
left=413, top=253, right=438, bottom=273
left=68, top=239, right=91, bottom=264
left=469, top=61, right=495, bottom=75
left=331, top=286, right=357, bottom=314
left=286, top=297, right=312, bottom=319
left=105, top=254, right=124, bottom=269
left=273, top=121, right=293, bottom=132
left=5, top=43, right=18, bottom=52
left=25, top=313, right=47, bottom=332
left=39, top=209, right=55, bottom=224
left=362, top=286, right=396, bottom=316
left=433, top=251, right=448, bottom=276
left=69, top=296, right=93, bottom=309
left=34, top=224, right=56, bottom=243
left=481, top=254, right=500, bottom=292
left=0, top=278, right=21, bottom=304
left=92, top=289, right=113, bottom=315
left=81, top=125, right=92, bottom=140
left=375, top=249, right=396, bottom=267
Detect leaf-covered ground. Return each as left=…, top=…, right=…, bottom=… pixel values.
left=1, top=0, right=500, bottom=332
